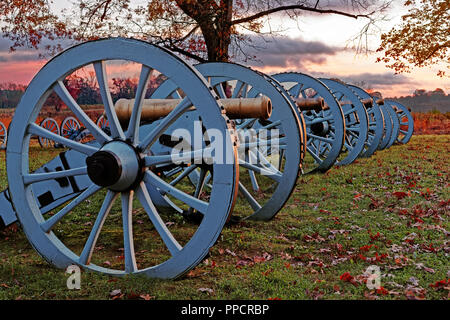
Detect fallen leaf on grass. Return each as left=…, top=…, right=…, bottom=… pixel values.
left=140, top=294, right=155, bottom=300
left=415, top=263, right=435, bottom=273
left=340, top=272, right=359, bottom=286
left=198, top=287, right=214, bottom=294
left=408, top=277, right=420, bottom=287
left=429, top=279, right=449, bottom=289
left=110, top=289, right=124, bottom=300
left=392, top=191, right=408, bottom=200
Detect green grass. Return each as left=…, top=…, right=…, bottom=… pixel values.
left=0, top=135, right=448, bottom=300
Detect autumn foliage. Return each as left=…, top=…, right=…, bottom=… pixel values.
left=412, top=112, right=450, bottom=135
left=377, top=0, right=450, bottom=76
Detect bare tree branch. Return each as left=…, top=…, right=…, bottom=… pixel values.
left=231, top=4, right=375, bottom=25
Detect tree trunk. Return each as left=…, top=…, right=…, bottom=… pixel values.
left=201, top=24, right=232, bottom=62
left=176, top=0, right=233, bottom=62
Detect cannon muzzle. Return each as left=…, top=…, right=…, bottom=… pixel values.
left=375, top=98, right=384, bottom=106
left=295, top=97, right=326, bottom=112
left=339, top=98, right=373, bottom=108
left=114, top=97, right=272, bottom=123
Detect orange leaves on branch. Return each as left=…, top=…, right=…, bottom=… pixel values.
left=377, top=0, right=450, bottom=76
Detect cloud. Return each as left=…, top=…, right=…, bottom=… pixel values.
left=0, top=36, right=43, bottom=63
left=235, top=35, right=344, bottom=69
left=309, top=71, right=419, bottom=87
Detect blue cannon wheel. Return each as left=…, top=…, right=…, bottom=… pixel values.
left=348, top=85, right=384, bottom=157
left=384, top=101, right=400, bottom=148
left=6, top=38, right=238, bottom=279
left=96, top=114, right=109, bottom=131
left=261, top=74, right=308, bottom=166
left=319, top=79, right=369, bottom=165
left=0, top=121, right=6, bottom=149
left=272, top=72, right=345, bottom=173
left=386, top=100, right=414, bottom=144
left=37, top=117, right=60, bottom=148
left=151, top=62, right=304, bottom=221
left=61, top=116, right=81, bottom=140
left=377, top=103, right=394, bottom=150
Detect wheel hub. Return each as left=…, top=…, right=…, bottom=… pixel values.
left=86, top=141, right=142, bottom=191
left=311, top=120, right=329, bottom=136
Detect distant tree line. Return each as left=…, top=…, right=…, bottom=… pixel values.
left=0, top=74, right=166, bottom=109
left=1, top=80, right=447, bottom=113
left=0, top=83, right=27, bottom=109
left=387, top=88, right=449, bottom=113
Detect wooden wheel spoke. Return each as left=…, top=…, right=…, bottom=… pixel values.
left=306, top=146, right=323, bottom=164
left=126, top=65, right=153, bottom=142
left=121, top=191, right=137, bottom=273
left=78, top=191, right=118, bottom=265
left=238, top=182, right=262, bottom=211
left=138, top=96, right=192, bottom=151
left=23, top=166, right=87, bottom=185
left=143, top=170, right=209, bottom=214
left=136, top=182, right=182, bottom=256
left=53, top=81, right=110, bottom=144
left=40, top=184, right=102, bottom=233
left=144, top=148, right=212, bottom=167
left=94, top=61, right=125, bottom=139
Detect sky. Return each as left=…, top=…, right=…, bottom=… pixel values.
left=0, top=0, right=448, bottom=98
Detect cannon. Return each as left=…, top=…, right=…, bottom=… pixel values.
left=385, top=100, right=414, bottom=144
left=5, top=38, right=241, bottom=279
left=347, top=85, right=385, bottom=157
left=376, top=100, right=394, bottom=151
left=0, top=38, right=308, bottom=278
left=38, top=117, right=60, bottom=148
left=312, top=78, right=369, bottom=165
left=0, top=121, right=6, bottom=149
left=96, top=114, right=109, bottom=132
left=149, top=62, right=305, bottom=221
left=384, top=100, right=401, bottom=149
left=272, top=72, right=345, bottom=173
left=61, top=116, right=81, bottom=139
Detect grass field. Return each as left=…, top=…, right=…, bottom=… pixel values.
left=0, top=135, right=448, bottom=300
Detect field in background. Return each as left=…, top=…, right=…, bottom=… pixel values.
left=0, top=135, right=448, bottom=300
left=0, top=105, right=104, bottom=129
left=412, top=112, right=450, bottom=135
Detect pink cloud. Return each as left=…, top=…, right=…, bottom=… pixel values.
left=0, top=60, right=46, bottom=85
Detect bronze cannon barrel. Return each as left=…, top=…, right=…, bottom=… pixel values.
left=375, top=98, right=384, bottom=106
left=361, top=98, right=373, bottom=108
left=295, top=97, right=326, bottom=112
left=339, top=98, right=373, bottom=108
left=113, top=97, right=272, bottom=123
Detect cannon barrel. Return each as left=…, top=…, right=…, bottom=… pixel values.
left=375, top=98, right=384, bottom=106
left=361, top=98, right=373, bottom=108
left=295, top=97, right=326, bottom=112
left=114, top=97, right=272, bottom=123
left=339, top=98, right=373, bottom=108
